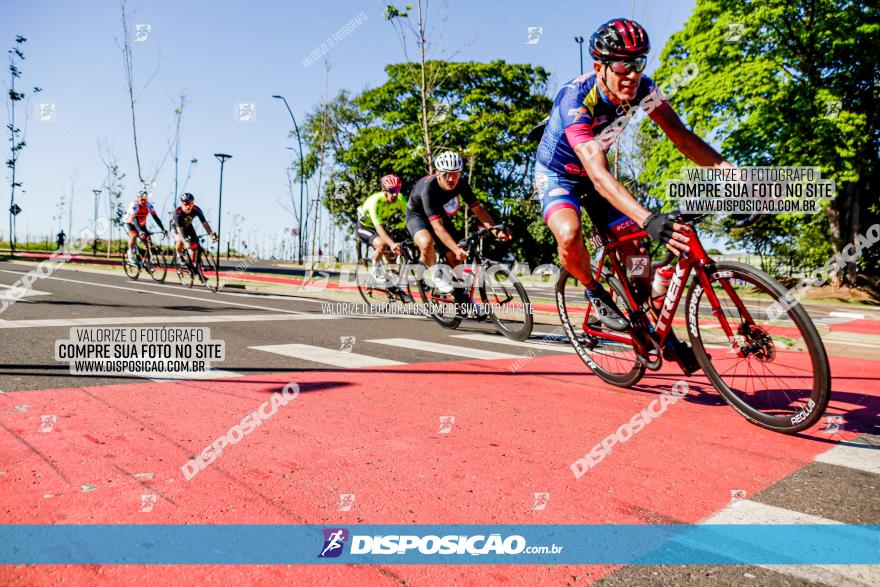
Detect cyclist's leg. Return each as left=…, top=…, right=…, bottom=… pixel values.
left=407, top=216, right=436, bottom=267
left=125, top=223, right=139, bottom=262
left=538, top=164, right=629, bottom=331
left=585, top=191, right=651, bottom=305
left=538, top=166, right=594, bottom=285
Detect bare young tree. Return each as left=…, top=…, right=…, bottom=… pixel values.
left=98, top=140, right=126, bottom=255
left=116, top=0, right=162, bottom=187
left=385, top=1, right=464, bottom=173
left=5, top=35, right=42, bottom=253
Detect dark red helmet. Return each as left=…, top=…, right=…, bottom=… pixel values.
left=590, top=18, right=650, bottom=62
left=380, top=174, right=403, bottom=192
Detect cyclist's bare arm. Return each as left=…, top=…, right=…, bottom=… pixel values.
left=429, top=218, right=466, bottom=261
left=650, top=104, right=730, bottom=167
left=576, top=140, right=690, bottom=255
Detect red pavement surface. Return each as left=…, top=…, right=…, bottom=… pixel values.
left=829, top=319, right=880, bottom=335
left=1, top=352, right=878, bottom=586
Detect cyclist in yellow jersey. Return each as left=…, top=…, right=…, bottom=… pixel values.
left=356, top=174, right=407, bottom=283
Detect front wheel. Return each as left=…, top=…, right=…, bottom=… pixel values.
left=146, top=247, right=168, bottom=282
left=417, top=268, right=462, bottom=330
left=479, top=263, right=533, bottom=341
left=685, top=261, right=831, bottom=433
left=122, top=251, right=140, bottom=280
left=198, top=251, right=222, bottom=293
left=556, top=268, right=645, bottom=387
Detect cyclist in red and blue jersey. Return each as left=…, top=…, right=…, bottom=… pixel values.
left=124, top=190, right=166, bottom=264
left=535, top=18, right=734, bottom=331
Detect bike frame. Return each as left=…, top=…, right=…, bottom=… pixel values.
left=581, top=225, right=754, bottom=356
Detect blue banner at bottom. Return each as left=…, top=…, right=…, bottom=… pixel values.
left=0, top=524, right=877, bottom=565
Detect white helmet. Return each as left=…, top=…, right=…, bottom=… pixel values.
left=434, top=151, right=463, bottom=173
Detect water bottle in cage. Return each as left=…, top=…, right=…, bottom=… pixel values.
left=650, top=264, right=675, bottom=309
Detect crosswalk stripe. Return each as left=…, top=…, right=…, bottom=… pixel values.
left=814, top=442, right=880, bottom=475
left=366, top=338, right=520, bottom=360
left=0, top=313, right=341, bottom=329
left=451, top=333, right=575, bottom=354
left=150, top=369, right=242, bottom=382
left=249, top=343, right=405, bottom=368
left=702, top=500, right=878, bottom=586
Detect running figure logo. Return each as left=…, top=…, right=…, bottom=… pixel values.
left=319, top=528, right=349, bottom=558
left=532, top=492, right=550, bottom=511
left=338, top=493, right=355, bottom=512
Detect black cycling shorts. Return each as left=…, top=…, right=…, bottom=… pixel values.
left=175, top=225, right=199, bottom=246
left=126, top=222, right=149, bottom=237
left=405, top=215, right=456, bottom=257
left=356, top=223, right=380, bottom=247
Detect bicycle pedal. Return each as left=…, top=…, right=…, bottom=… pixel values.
left=645, top=349, right=663, bottom=370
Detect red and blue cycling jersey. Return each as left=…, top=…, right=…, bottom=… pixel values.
left=123, top=200, right=158, bottom=226
left=534, top=72, right=669, bottom=228
left=536, top=72, right=667, bottom=176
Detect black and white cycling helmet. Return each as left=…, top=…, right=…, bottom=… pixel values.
left=180, top=192, right=195, bottom=203
left=434, top=151, right=464, bottom=173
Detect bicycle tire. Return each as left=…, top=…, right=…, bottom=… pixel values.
left=147, top=246, right=168, bottom=283
left=479, top=263, right=533, bottom=341
left=175, top=252, right=194, bottom=287
left=122, top=252, right=140, bottom=280
left=355, top=260, right=390, bottom=305
left=685, top=261, right=831, bottom=433
left=417, top=269, right=462, bottom=329
left=556, top=267, right=645, bottom=387
left=198, top=250, right=222, bottom=292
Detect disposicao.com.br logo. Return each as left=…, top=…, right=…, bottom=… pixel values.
left=318, top=528, right=562, bottom=557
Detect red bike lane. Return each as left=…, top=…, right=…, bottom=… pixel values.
left=1, top=352, right=877, bottom=585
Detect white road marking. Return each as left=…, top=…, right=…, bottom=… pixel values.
left=0, top=270, right=306, bottom=315
left=249, top=343, right=404, bottom=368
left=366, top=338, right=519, bottom=360
left=702, top=500, right=878, bottom=587
left=815, top=442, right=880, bottom=475
left=149, top=369, right=242, bottom=382
left=829, top=311, right=865, bottom=320
left=451, top=333, right=575, bottom=353
left=0, top=313, right=341, bottom=329
left=0, top=284, right=51, bottom=299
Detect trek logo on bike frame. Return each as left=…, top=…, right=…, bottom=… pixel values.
left=655, top=263, right=689, bottom=339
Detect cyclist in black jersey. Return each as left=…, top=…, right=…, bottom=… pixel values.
left=406, top=151, right=509, bottom=293
left=172, top=193, right=217, bottom=260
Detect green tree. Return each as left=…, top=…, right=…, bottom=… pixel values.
left=639, top=0, right=879, bottom=287
left=299, top=60, right=553, bottom=262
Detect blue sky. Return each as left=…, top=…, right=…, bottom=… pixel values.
left=4, top=0, right=703, bottom=255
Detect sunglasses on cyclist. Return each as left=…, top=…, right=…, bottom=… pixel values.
left=438, top=171, right=461, bottom=181
left=607, top=56, right=647, bottom=74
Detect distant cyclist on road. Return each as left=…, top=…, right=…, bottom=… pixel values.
left=356, top=174, right=407, bottom=283
left=406, top=151, right=509, bottom=293
left=124, top=190, right=166, bottom=264
left=534, top=18, right=733, bottom=331
left=172, top=193, right=217, bottom=262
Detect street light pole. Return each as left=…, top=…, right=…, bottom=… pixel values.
left=91, top=189, right=101, bottom=255
left=213, top=153, right=232, bottom=290
left=574, top=36, right=585, bottom=75
left=272, top=95, right=305, bottom=265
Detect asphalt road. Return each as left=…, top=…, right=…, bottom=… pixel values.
left=0, top=260, right=877, bottom=586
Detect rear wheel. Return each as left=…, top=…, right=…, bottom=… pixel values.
left=686, top=261, right=830, bottom=433
left=479, top=263, right=533, bottom=341
left=556, top=267, right=645, bottom=387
